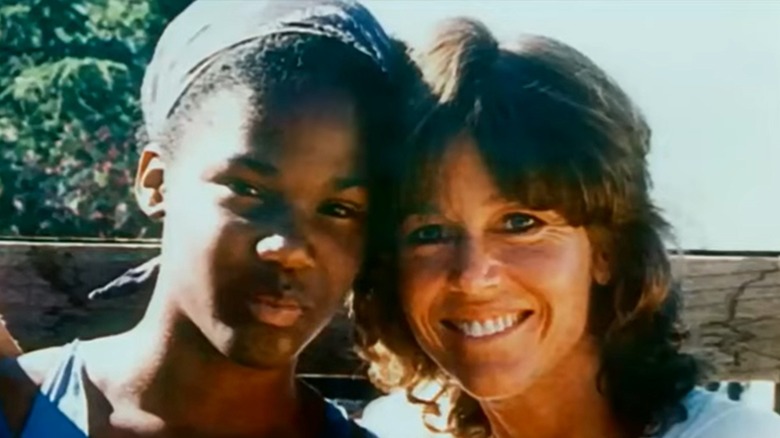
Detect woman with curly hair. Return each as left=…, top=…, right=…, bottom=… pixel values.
left=354, top=17, right=780, bottom=438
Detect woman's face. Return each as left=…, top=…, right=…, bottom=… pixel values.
left=398, top=135, right=605, bottom=400
left=140, top=86, right=367, bottom=368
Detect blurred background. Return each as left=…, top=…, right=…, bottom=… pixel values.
left=2, top=0, right=779, bottom=250
left=0, top=0, right=191, bottom=239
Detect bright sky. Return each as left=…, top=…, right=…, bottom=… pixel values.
left=365, top=0, right=780, bottom=252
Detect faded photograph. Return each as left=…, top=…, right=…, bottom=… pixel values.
left=1, top=1, right=778, bottom=437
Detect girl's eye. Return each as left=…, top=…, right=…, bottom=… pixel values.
left=318, top=201, right=361, bottom=219
left=500, top=213, right=540, bottom=233
left=406, top=224, right=452, bottom=245
left=227, top=181, right=264, bottom=198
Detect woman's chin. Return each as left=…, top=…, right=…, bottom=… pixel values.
left=454, top=368, right=537, bottom=402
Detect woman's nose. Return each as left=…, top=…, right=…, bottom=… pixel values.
left=450, top=239, right=501, bottom=294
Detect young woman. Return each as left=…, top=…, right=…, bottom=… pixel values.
left=0, top=1, right=408, bottom=436
left=354, top=17, right=780, bottom=438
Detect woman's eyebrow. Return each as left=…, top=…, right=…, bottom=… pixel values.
left=405, top=204, right=441, bottom=217
left=333, top=176, right=366, bottom=191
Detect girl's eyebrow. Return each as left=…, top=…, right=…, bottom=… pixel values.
left=227, top=155, right=278, bottom=176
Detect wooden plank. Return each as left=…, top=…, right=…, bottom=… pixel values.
left=676, top=254, right=780, bottom=381
left=1, top=241, right=779, bottom=380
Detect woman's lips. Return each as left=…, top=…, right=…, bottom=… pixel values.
left=442, top=310, right=536, bottom=340
left=248, top=295, right=304, bottom=327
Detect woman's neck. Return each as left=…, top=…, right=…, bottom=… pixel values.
left=82, top=289, right=317, bottom=437
left=481, top=339, right=628, bottom=438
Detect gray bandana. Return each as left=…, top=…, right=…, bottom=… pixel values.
left=91, top=0, right=394, bottom=301
left=141, top=0, right=393, bottom=141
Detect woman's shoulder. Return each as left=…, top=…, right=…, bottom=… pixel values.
left=358, top=391, right=449, bottom=438
left=660, top=388, right=780, bottom=438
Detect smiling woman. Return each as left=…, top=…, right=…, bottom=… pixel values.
left=353, top=16, right=780, bottom=438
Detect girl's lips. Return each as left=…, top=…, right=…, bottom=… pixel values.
left=248, top=296, right=304, bottom=327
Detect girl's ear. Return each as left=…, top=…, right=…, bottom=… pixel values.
left=135, top=143, right=167, bottom=220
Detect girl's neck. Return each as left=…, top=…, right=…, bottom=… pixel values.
left=481, top=339, right=628, bottom=438
left=83, top=288, right=315, bottom=437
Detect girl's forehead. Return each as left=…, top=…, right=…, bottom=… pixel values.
left=247, top=94, right=361, bottom=162
left=181, top=85, right=358, bottom=151
left=250, top=90, right=359, bottom=140
left=178, top=88, right=363, bottom=177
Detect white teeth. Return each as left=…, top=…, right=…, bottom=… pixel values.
left=484, top=319, right=497, bottom=334
left=453, top=313, right=527, bottom=338
left=468, top=321, right=483, bottom=337
left=502, top=315, right=512, bottom=329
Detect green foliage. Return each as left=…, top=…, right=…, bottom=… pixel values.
left=0, top=0, right=191, bottom=238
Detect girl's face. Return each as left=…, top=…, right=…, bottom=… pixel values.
left=139, top=86, right=367, bottom=368
left=398, top=135, right=606, bottom=400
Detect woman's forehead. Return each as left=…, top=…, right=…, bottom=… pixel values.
left=400, top=134, right=577, bottom=219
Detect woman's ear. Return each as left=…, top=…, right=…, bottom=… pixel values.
left=135, top=143, right=167, bottom=220
left=592, top=247, right=611, bottom=286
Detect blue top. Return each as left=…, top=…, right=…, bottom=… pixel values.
left=0, top=341, right=373, bottom=438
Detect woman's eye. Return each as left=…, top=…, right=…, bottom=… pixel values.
left=318, top=201, right=361, bottom=219
left=227, top=181, right=264, bottom=198
left=500, top=213, right=539, bottom=233
left=406, top=224, right=451, bottom=245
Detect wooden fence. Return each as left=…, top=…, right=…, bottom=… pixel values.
left=1, top=241, right=779, bottom=408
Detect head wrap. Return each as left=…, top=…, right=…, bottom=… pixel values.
left=91, top=0, right=394, bottom=301
left=141, top=0, right=393, bottom=141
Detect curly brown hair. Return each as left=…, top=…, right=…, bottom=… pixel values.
left=353, top=17, right=703, bottom=438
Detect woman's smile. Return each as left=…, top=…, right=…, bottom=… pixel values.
left=442, top=309, right=535, bottom=339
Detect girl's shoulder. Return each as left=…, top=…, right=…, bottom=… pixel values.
left=0, top=344, right=73, bottom=436
left=323, top=398, right=378, bottom=438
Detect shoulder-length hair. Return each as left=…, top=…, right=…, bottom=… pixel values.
left=354, top=17, right=702, bottom=438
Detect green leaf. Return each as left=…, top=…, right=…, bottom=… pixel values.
left=53, top=26, right=73, bottom=43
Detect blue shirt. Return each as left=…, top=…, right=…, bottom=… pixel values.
left=0, top=341, right=372, bottom=438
